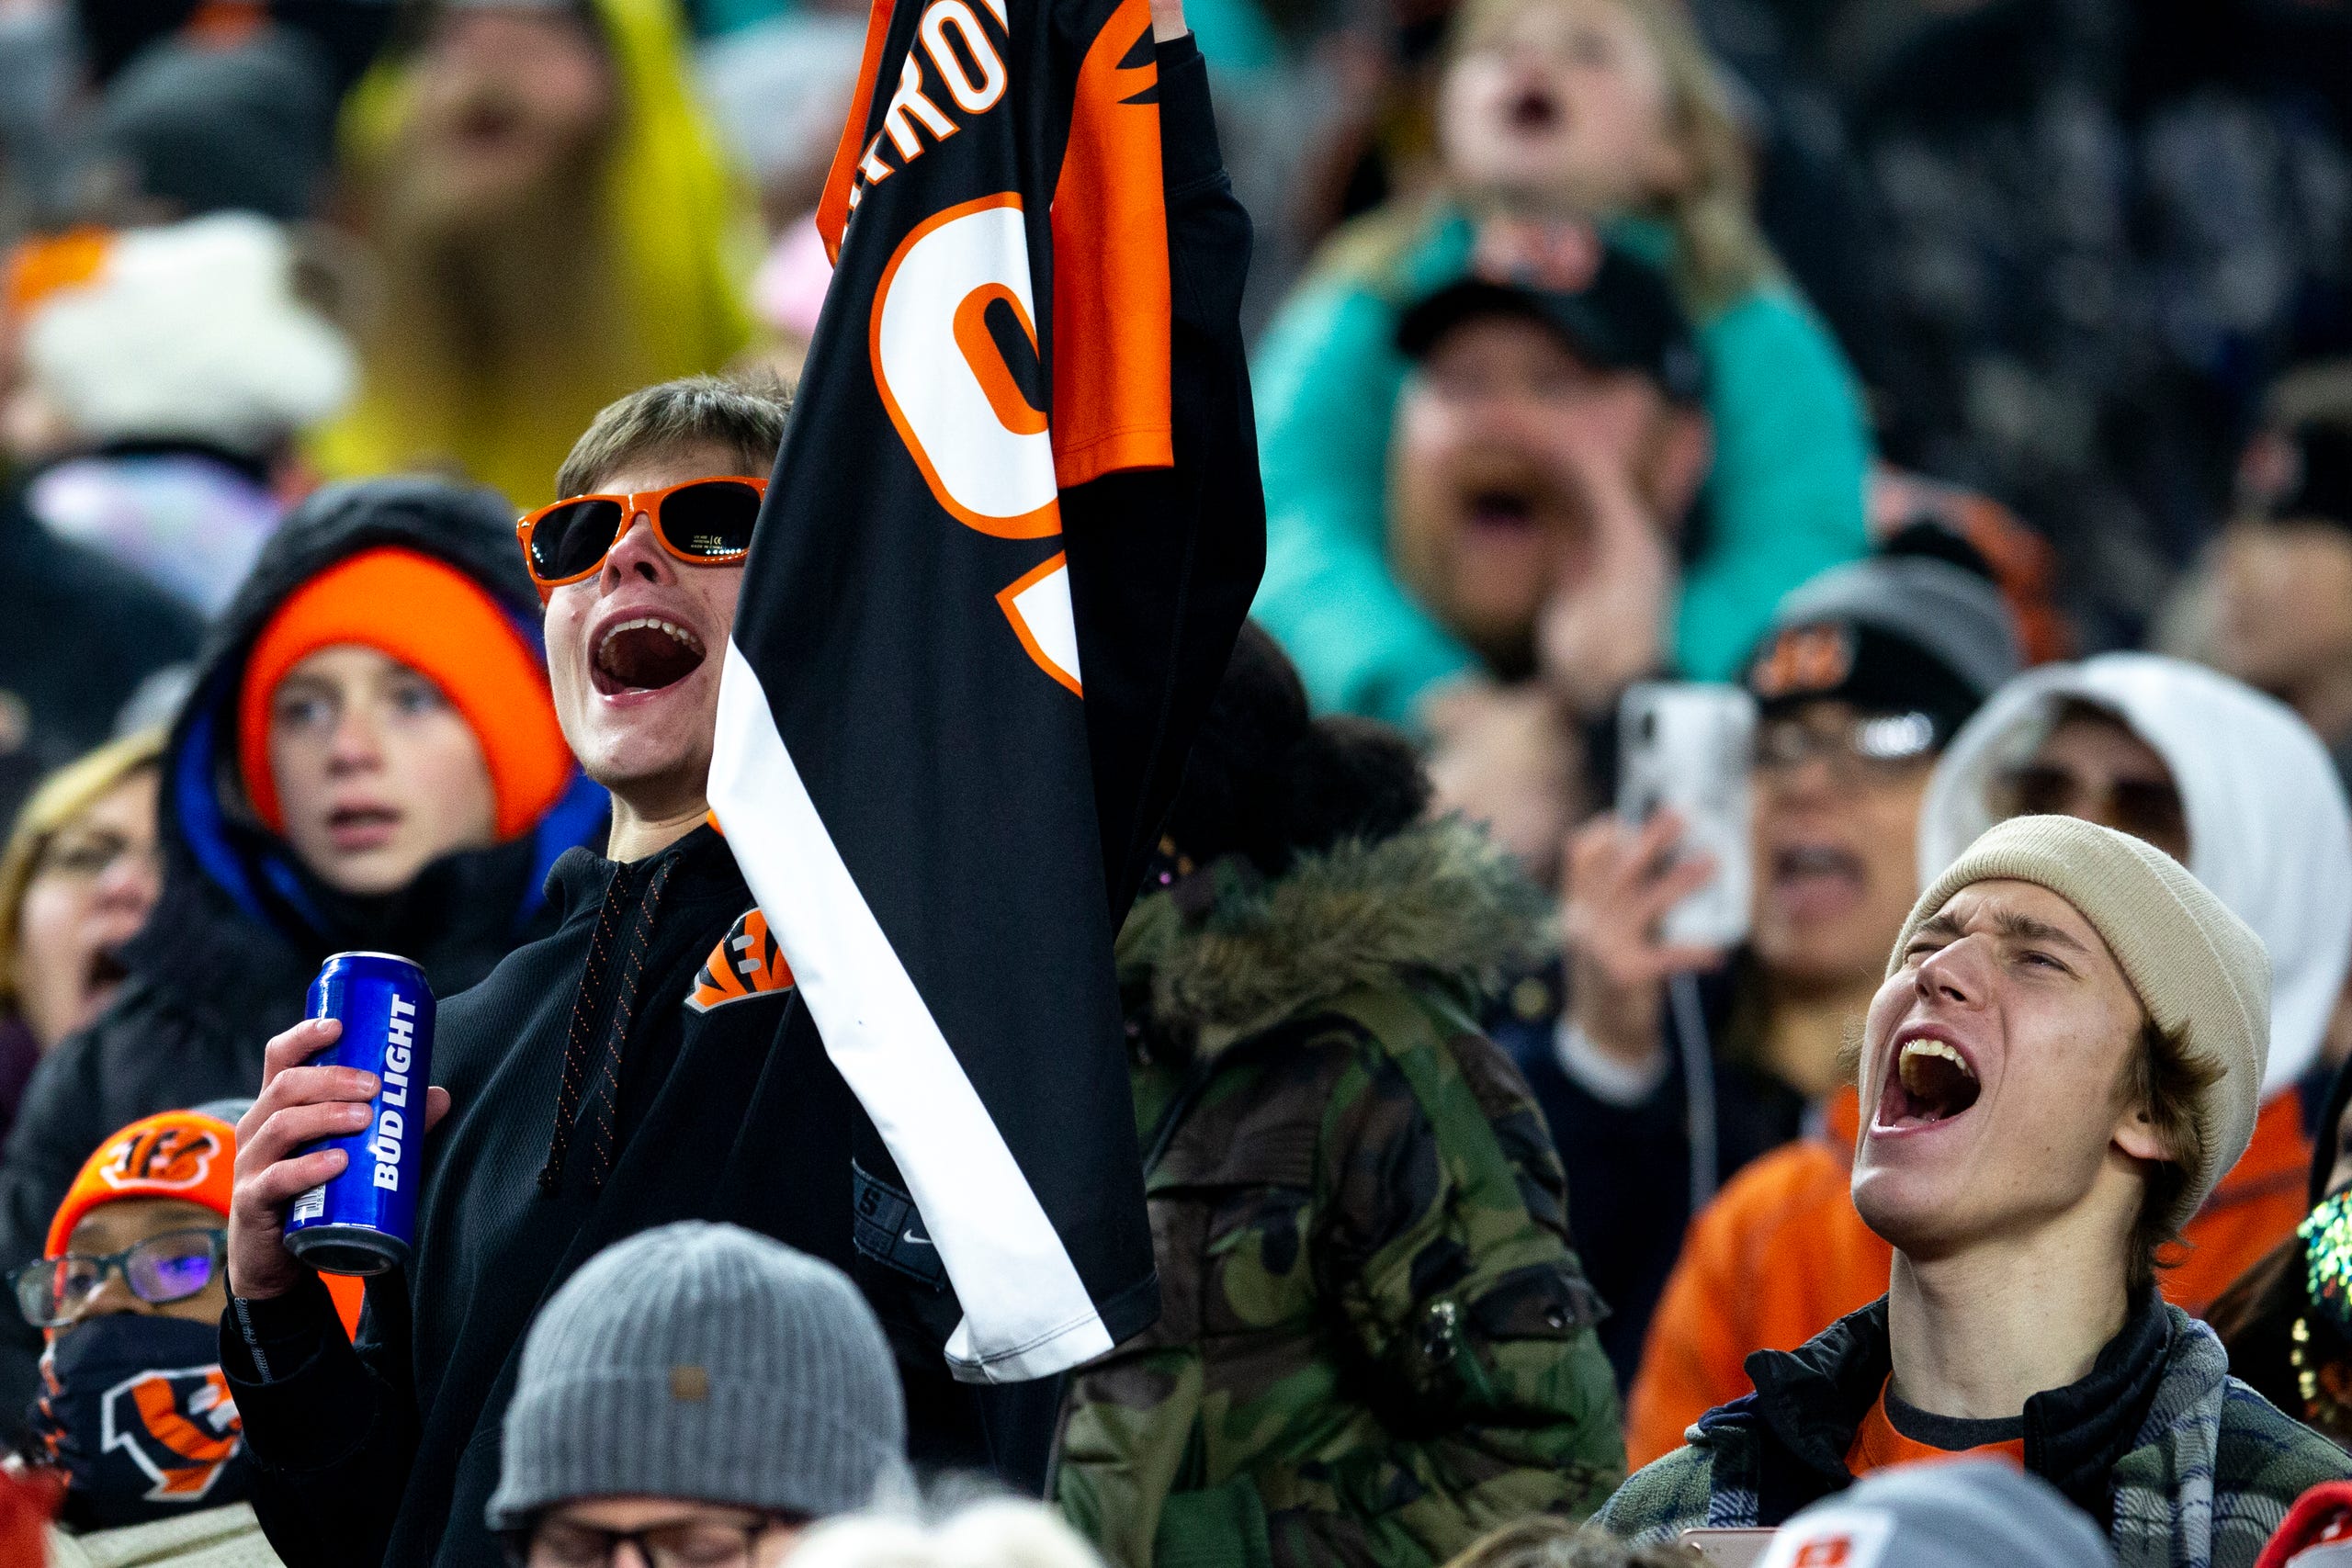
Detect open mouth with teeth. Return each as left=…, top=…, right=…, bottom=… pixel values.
left=1878, top=1037, right=1983, bottom=1130
left=593, top=615, right=707, bottom=695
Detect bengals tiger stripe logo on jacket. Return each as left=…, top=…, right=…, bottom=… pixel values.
left=687, top=908, right=796, bottom=1013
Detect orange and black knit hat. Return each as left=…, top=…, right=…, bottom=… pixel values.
left=234, top=547, right=573, bottom=840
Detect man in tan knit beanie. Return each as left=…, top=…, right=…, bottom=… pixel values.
left=1600, top=816, right=2351, bottom=1567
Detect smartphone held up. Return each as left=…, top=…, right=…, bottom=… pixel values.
left=1615, top=682, right=1755, bottom=953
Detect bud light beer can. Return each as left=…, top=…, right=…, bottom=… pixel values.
left=282, top=952, right=435, bottom=1275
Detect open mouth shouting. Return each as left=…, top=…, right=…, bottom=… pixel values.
left=1466, top=484, right=1540, bottom=537
left=1875, top=1025, right=1984, bottom=1134
left=1446, top=450, right=1570, bottom=547
left=591, top=615, right=707, bottom=697
left=1504, top=83, right=1563, bottom=134
left=1770, top=841, right=1866, bottom=920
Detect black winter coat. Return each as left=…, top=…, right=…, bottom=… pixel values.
left=0, top=477, right=605, bottom=1436
left=1490, top=953, right=1808, bottom=1385
left=0, top=483, right=204, bottom=826
left=220, top=40, right=1262, bottom=1568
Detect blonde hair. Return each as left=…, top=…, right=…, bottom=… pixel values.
left=1447, top=0, right=1774, bottom=310
left=0, top=729, right=167, bottom=1014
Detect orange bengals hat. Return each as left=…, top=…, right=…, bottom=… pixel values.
left=43, top=1110, right=368, bottom=1337
left=235, top=547, right=572, bottom=840
left=44, top=1111, right=237, bottom=1261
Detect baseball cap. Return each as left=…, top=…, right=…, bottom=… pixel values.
left=1396, top=242, right=1705, bottom=406
left=1744, top=544, right=2023, bottom=753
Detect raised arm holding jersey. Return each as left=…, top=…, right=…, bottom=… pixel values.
left=211, top=6, right=1262, bottom=1563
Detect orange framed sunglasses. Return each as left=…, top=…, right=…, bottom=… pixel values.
left=515, top=477, right=769, bottom=600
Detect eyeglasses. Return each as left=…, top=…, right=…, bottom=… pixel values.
left=7, top=1227, right=226, bottom=1329
left=33, top=829, right=158, bottom=885
left=1753, top=711, right=1940, bottom=784
left=1992, top=762, right=2189, bottom=853
left=515, top=478, right=768, bottom=601
left=508, top=1516, right=786, bottom=1568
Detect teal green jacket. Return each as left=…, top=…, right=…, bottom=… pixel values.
left=1250, top=205, right=1873, bottom=723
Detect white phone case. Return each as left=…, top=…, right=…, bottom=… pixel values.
left=1616, top=682, right=1756, bottom=950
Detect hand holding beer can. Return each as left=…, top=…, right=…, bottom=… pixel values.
left=282, top=952, right=435, bottom=1275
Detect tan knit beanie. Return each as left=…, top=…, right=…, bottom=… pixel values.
left=1889, top=815, right=2271, bottom=1231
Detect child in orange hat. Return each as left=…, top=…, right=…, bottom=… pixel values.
left=12, top=1110, right=259, bottom=1540
left=0, top=475, right=601, bottom=1445
left=11, top=1106, right=359, bottom=1551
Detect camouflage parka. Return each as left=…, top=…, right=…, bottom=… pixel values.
left=1054, top=818, right=1626, bottom=1568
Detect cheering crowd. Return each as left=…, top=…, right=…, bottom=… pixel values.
left=0, top=0, right=2348, bottom=1565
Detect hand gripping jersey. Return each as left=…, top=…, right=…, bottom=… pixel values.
left=708, top=0, right=1174, bottom=1382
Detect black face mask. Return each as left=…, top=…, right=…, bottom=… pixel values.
left=26, top=1313, right=254, bottom=1530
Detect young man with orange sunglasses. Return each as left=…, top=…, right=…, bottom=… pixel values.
left=212, top=11, right=1264, bottom=1567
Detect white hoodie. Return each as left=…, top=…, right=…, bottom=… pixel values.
left=1918, top=653, right=2352, bottom=1101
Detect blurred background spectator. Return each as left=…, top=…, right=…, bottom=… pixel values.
left=83, top=24, right=338, bottom=226
left=0, top=730, right=163, bottom=1145
left=311, top=0, right=754, bottom=505
left=1250, top=0, right=1872, bottom=728
left=1393, top=246, right=1713, bottom=872
left=5, top=214, right=353, bottom=614
left=2199, top=364, right=2352, bottom=791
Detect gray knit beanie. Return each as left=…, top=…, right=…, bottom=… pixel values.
left=1892, top=815, right=2271, bottom=1232
left=1767, top=1459, right=2117, bottom=1567
left=486, top=1222, right=908, bottom=1530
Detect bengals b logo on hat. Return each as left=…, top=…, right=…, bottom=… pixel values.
left=96, top=1124, right=220, bottom=1194
left=1749, top=624, right=1855, bottom=702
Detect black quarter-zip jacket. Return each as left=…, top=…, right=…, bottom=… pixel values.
left=219, top=39, right=1262, bottom=1568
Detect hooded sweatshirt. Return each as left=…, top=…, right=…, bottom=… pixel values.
left=0, top=477, right=605, bottom=1440
left=1623, top=655, right=2352, bottom=1466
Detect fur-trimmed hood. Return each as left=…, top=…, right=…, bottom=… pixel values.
left=1117, top=817, right=1550, bottom=1055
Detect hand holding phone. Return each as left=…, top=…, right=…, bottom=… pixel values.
left=1615, top=682, right=1756, bottom=951
left=1560, top=809, right=1727, bottom=1069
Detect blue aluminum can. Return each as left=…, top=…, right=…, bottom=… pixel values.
left=282, top=952, right=435, bottom=1275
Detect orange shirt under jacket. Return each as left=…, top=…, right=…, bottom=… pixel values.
left=1845, top=1381, right=2026, bottom=1477
left=1623, top=1085, right=2312, bottom=1468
